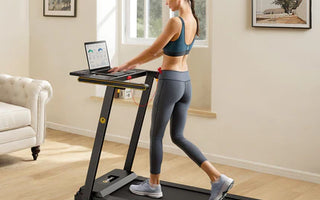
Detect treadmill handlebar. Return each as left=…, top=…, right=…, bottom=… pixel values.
left=78, top=77, right=150, bottom=91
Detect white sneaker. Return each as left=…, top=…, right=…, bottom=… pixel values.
left=129, top=179, right=163, bottom=198
left=209, top=174, right=234, bottom=200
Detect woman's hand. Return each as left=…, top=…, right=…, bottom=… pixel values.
left=108, top=63, right=139, bottom=73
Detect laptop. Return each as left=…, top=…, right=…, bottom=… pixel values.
left=84, top=41, right=136, bottom=77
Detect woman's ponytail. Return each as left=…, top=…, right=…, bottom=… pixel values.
left=189, top=0, right=199, bottom=36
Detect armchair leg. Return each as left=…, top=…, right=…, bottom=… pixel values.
left=31, top=146, right=40, bottom=160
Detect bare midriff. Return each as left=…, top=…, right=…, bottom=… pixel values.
left=161, top=54, right=189, bottom=72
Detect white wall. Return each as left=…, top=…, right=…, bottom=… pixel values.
left=211, top=0, right=320, bottom=181
left=0, top=0, right=29, bottom=76
left=29, top=0, right=320, bottom=183
left=29, top=0, right=100, bottom=132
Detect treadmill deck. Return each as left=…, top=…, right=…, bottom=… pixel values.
left=96, top=177, right=258, bottom=200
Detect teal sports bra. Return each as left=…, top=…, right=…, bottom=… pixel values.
left=163, top=17, right=196, bottom=57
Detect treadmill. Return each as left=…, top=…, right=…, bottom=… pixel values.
left=70, top=69, right=259, bottom=200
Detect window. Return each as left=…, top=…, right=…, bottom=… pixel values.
left=124, top=0, right=208, bottom=45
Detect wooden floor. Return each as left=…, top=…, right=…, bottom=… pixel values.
left=0, top=128, right=319, bottom=200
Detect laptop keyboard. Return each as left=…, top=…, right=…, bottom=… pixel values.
left=94, top=69, right=136, bottom=76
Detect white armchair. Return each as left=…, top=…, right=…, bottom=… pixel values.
left=0, top=74, right=53, bottom=160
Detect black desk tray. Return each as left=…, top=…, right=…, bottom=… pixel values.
left=70, top=69, right=158, bottom=90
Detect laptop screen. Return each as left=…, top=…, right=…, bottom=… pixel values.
left=85, top=41, right=111, bottom=71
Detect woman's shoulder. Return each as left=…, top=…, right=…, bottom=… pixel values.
left=165, top=17, right=183, bottom=33
left=167, top=17, right=182, bottom=26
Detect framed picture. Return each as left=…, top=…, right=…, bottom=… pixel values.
left=43, top=0, right=77, bottom=17
left=252, top=0, right=311, bottom=29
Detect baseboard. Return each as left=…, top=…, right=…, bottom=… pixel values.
left=47, top=121, right=320, bottom=184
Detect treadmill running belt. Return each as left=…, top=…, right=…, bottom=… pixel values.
left=100, top=178, right=259, bottom=200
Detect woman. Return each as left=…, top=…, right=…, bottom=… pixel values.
left=109, top=0, right=234, bottom=199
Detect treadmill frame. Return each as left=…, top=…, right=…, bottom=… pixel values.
left=70, top=69, right=259, bottom=200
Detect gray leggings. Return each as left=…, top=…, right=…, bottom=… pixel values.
left=150, top=70, right=207, bottom=174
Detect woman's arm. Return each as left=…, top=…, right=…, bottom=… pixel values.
left=109, top=17, right=181, bottom=72
left=139, top=50, right=164, bottom=64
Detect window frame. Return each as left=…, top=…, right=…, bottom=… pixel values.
left=123, top=0, right=209, bottom=47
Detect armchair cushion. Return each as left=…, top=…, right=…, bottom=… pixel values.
left=0, top=102, right=31, bottom=131
left=0, top=127, right=35, bottom=145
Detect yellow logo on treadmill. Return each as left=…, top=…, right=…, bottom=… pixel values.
left=100, top=117, right=106, bottom=124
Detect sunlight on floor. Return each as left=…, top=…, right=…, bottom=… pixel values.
left=40, top=140, right=123, bottom=163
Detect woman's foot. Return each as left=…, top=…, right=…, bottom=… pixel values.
left=129, top=179, right=163, bottom=198
left=209, top=174, right=234, bottom=200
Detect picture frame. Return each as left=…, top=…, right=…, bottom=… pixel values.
left=252, top=0, right=311, bottom=29
left=43, top=0, right=77, bottom=17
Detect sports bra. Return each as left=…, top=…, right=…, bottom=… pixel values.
left=163, top=16, right=196, bottom=57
